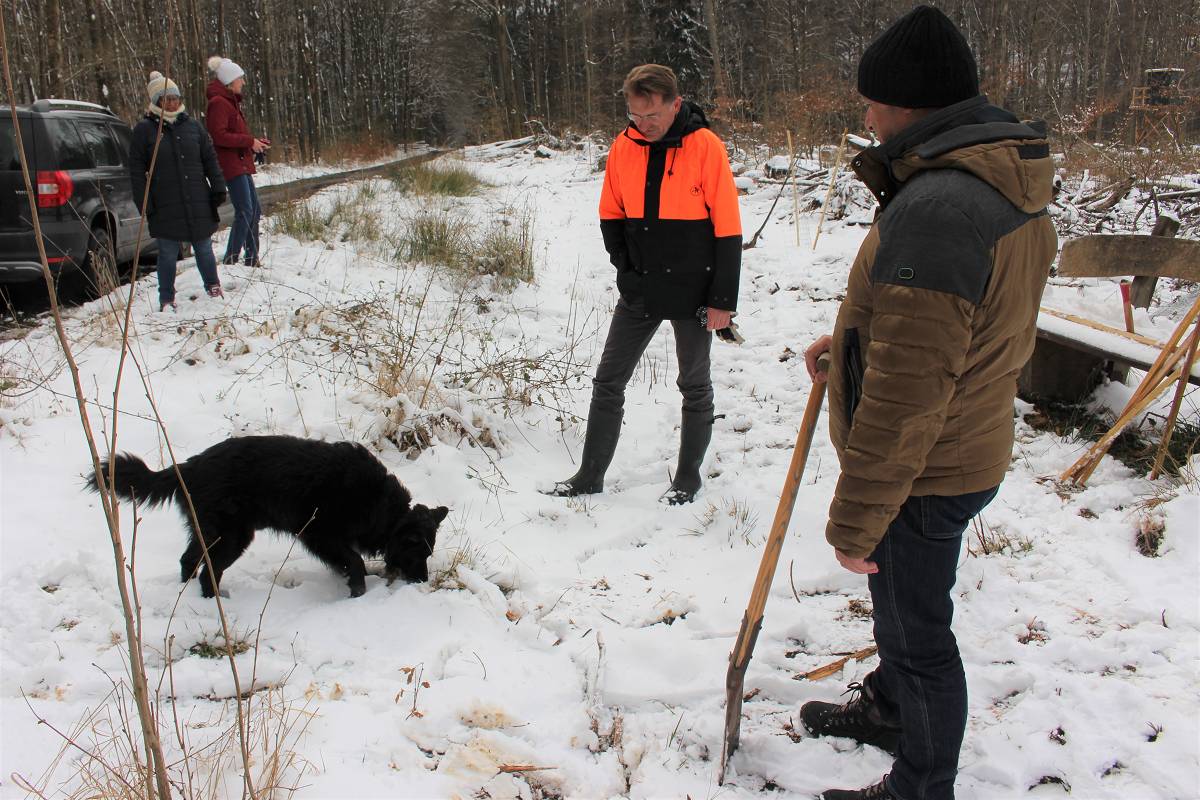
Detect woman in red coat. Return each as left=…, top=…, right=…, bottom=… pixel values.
left=205, top=55, right=270, bottom=267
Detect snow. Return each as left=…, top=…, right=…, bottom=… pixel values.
left=2, top=142, right=1198, bottom=799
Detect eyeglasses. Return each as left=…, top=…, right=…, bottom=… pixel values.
left=627, top=109, right=668, bottom=124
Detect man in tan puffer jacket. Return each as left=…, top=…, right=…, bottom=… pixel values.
left=798, top=6, right=1057, bottom=800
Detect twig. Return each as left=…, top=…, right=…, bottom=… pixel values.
left=793, top=646, right=879, bottom=681
left=1, top=14, right=173, bottom=799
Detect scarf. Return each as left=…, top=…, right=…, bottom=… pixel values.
left=147, top=102, right=186, bottom=123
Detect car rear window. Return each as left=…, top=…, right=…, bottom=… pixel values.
left=77, top=119, right=123, bottom=167
left=108, top=123, right=133, bottom=165
left=0, top=117, right=38, bottom=171
left=42, top=118, right=94, bottom=170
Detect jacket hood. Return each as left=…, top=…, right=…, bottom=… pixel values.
left=853, top=95, right=1055, bottom=213
left=206, top=78, right=240, bottom=105
left=624, top=100, right=709, bottom=148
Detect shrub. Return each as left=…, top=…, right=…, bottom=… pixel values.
left=388, top=162, right=486, bottom=197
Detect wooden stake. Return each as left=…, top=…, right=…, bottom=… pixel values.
left=1062, top=365, right=1184, bottom=483
left=1150, top=319, right=1200, bottom=479
left=1120, top=280, right=1136, bottom=334
left=812, top=129, right=849, bottom=251
left=1129, top=294, right=1200, bottom=407
left=787, top=130, right=800, bottom=247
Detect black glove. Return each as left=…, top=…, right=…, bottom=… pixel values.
left=210, top=190, right=228, bottom=208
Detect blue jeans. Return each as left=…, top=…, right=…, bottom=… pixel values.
left=157, top=238, right=219, bottom=304
left=867, top=487, right=998, bottom=800
left=223, top=173, right=261, bottom=264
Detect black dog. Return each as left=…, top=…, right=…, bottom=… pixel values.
left=87, top=435, right=448, bottom=598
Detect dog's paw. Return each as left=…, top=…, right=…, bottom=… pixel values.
left=349, top=585, right=366, bottom=598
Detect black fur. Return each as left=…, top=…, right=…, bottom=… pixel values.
left=86, top=435, right=448, bottom=598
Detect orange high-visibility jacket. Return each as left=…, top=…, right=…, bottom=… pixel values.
left=599, top=101, right=742, bottom=319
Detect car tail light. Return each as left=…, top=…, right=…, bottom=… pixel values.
left=36, top=170, right=73, bottom=208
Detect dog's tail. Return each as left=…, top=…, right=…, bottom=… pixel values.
left=87, top=454, right=180, bottom=508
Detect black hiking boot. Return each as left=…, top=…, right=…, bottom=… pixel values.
left=544, top=405, right=622, bottom=497
left=800, top=677, right=902, bottom=756
left=821, top=778, right=897, bottom=800
left=660, top=409, right=713, bottom=506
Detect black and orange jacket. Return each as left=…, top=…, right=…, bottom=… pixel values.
left=599, top=102, right=742, bottom=319
left=825, top=96, right=1057, bottom=558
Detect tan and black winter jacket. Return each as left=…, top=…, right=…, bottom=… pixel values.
left=826, top=96, right=1057, bottom=558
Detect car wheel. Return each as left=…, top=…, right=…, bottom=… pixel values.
left=85, top=225, right=119, bottom=298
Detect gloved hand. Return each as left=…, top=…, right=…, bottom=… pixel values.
left=210, top=190, right=228, bottom=208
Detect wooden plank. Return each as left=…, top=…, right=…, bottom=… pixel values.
left=1033, top=314, right=1200, bottom=387
left=1129, top=216, right=1181, bottom=308
left=1040, top=307, right=1165, bottom=349
left=1056, top=234, right=1199, bottom=281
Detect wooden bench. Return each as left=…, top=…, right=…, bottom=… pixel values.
left=1019, top=221, right=1200, bottom=403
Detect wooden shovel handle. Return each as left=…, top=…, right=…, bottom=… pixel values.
left=731, top=354, right=829, bottom=664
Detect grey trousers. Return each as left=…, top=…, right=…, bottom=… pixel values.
left=591, top=297, right=714, bottom=415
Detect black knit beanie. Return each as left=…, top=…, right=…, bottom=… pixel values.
left=858, top=5, right=979, bottom=108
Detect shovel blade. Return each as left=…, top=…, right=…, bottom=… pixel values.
left=717, top=613, right=763, bottom=784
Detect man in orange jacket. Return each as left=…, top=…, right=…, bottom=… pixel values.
left=547, top=64, right=742, bottom=504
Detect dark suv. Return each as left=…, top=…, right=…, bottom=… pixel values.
left=1, top=99, right=153, bottom=289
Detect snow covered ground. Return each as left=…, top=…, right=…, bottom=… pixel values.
left=1, top=142, right=1197, bottom=799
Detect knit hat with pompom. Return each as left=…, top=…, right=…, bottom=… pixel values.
left=207, top=55, right=245, bottom=86
left=146, top=71, right=180, bottom=104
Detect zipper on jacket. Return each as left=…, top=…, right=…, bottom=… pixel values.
left=643, top=145, right=667, bottom=221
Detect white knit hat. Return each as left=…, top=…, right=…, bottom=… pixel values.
left=146, top=71, right=180, bottom=104
left=207, top=55, right=245, bottom=86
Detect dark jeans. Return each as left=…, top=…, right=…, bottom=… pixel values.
left=223, top=173, right=261, bottom=264
left=157, top=237, right=219, bottom=304
left=867, top=487, right=998, bottom=800
left=591, top=296, right=713, bottom=415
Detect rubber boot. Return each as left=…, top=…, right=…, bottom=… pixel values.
left=545, top=405, right=623, bottom=496
left=661, top=409, right=713, bottom=505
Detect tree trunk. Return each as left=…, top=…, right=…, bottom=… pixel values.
left=44, top=0, right=63, bottom=97
left=703, top=0, right=727, bottom=100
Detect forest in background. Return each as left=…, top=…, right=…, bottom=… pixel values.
left=3, top=0, right=1199, bottom=163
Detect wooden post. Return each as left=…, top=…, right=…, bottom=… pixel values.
left=1120, top=280, right=1136, bottom=333
left=812, top=130, right=848, bottom=251
left=1150, top=320, right=1200, bottom=479
left=787, top=130, right=800, bottom=247
left=1130, top=214, right=1181, bottom=308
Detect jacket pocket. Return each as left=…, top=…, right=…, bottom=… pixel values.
left=843, top=327, right=865, bottom=425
